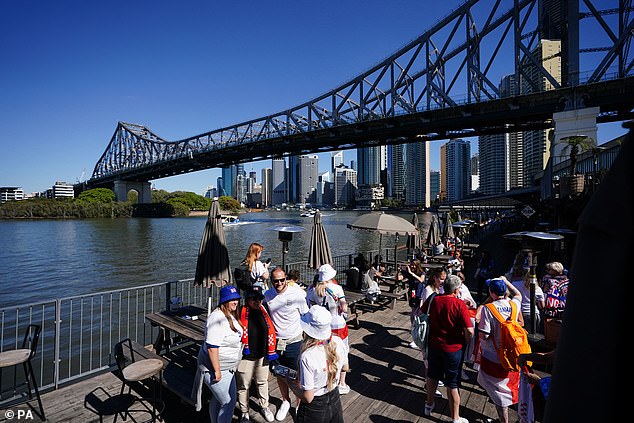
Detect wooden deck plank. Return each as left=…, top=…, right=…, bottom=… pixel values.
left=1, top=296, right=518, bottom=423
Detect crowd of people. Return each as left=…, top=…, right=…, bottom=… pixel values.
left=195, top=239, right=568, bottom=423
left=197, top=244, right=350, bottom=423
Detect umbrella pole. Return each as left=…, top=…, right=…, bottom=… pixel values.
left=379, top=234, right=382, bottom=259
left=528, top=251, right=537, bottom=335
left=394, top=234, right=398, bottom=276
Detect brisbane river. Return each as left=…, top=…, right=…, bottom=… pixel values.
left=0, top=210, right=409, bottom=309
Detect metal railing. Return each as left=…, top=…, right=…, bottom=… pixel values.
left=1, top=240, right=493, bottom=405
left=0, top=278, right=211, bottom=405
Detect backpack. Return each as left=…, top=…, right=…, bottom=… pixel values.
left=234, top=262, right=255, bottom=291
left=411, top=293, right=436, bottom=352
left=485, top=301, right=532, bottom=372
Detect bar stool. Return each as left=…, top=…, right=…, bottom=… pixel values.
left=113, top=338, right=165, bottom=422
left=0, top=324, right=45, bottom=421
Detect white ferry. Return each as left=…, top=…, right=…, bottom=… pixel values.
left=221, top=215, right=240, bottom=225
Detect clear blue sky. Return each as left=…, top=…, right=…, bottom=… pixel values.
left=1, top=0, right=627, bottom=195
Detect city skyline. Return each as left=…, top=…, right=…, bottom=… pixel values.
left=1, top=1, right=627, bottom=196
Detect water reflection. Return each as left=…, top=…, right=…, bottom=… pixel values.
left=0, top=210, right=410, bottom=307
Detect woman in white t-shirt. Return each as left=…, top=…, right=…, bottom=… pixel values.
left=287, top=305, right=346, bottom=423
left=307, top=264, right=350, bottom=394
left=243, top=242, right=270, bottom=288
left=197, top=285, right=244, bottom=423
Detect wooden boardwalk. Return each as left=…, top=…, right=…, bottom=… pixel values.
left=1, top=296, right=516, bottom=423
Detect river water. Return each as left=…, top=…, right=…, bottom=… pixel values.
left=0, top=210, right=409, bottom=308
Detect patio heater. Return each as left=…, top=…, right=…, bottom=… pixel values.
left=269, top=225, right=305, bottom=270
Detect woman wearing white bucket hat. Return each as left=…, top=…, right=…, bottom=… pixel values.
left=307, top=263, right=351, bottom=395
left=285, top=305, right=346, bottom=423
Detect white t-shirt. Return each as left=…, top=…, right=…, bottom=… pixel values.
left=478, top=297, right=522, bottom=364
left=421, top=285, right=444, bottom=304
left=201, top=308, right=243, bottom=371
left=511, top=281, right=544, bottom=316
left=264, top=284, right=308, bottom=340
left=307, top=282, right=346, bottom=318
left=299, top=336, right=348, bottom=397
left=250, top=260, right=267, bottom=281
left=457, top=283, right=476, bottom=308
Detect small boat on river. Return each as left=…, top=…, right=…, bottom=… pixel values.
left=221, top=215, right=240, bottom=225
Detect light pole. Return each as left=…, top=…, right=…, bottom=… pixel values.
left=269, top=225, right=304, bottom=271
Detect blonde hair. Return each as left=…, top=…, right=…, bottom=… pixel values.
left=301, top=335, right=339, bottom=390
left=315, top=281, right=327, bottom=297
left=546, top=261, right=564, bottom=275
left=244, top=242, right=264, bottom=272
left=218, top=302, right=243, bottom=333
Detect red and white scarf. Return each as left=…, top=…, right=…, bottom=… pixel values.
left=240, top=304, right=279, bottom=361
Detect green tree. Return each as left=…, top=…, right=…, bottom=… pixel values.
left=76, top=188, right=115, bottom=204
left=218, top=196, right=241, bottom=212
left=151, top=189, right=171, bottom=203
left=561, top=135, right=594, bottom=175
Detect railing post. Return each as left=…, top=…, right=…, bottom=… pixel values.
left=54, top=299, right=61, bottom=390
left=165, top=281, right=171, bottom=312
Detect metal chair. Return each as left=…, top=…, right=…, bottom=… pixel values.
left=113, top=338, right=164, bottom=422
left=0, top=324, right=45, bottom=421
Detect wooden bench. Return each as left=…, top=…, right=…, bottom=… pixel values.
left=343, top=290, right=366, bottom=329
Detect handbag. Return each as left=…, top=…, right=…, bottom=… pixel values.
left=411, top=293, right=436, bottom=353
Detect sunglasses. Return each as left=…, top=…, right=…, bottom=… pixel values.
left=272, top=277, right=286, bottom=284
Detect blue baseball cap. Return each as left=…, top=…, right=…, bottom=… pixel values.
left=486, top=278, right=507, bottom=296
left=218, top=285, right=241, bottom=305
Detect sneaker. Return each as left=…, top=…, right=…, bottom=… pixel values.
left=409, top=340, right=419, bottom=349
left=240, top=414, right=250, bottom=423
left=435, top=389, right=443, bottom=398
left=424, top=402, right=435, bottom=416
left=262, top=407, right=274, bottom=422
left=451, top=418, right=468, bottom=423
left=437, top=380, right=445, bottom=387
left=338, top=384, right=350, bottom=395
left=275, top=400, right=291, bottom=421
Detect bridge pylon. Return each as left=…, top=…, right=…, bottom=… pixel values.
left=113, top=180, right=152, bottom=203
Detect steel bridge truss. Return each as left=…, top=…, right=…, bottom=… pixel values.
left=91, top=0, right=633, bottom=183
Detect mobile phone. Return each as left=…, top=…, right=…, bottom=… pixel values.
left=265, top=258, right=272, bottom=264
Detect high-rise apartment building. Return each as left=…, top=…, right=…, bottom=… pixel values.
left=221, top=166, right=235, bottom=197
left=388, top=144, right=405, bottom=199
left=522, top=39, right=561, bottom=185
left=271, top=158, right=286, bottom=205
left=331, top=151, right=344, bottom=175
left=404, top=142, right=430, bottom=208
left=334, top=167, right=357, bottom=207
left=429, top=171, right=440, bottom=203
left=440, top=144, right=447, bottom=201
left=297, top=155, right=318, bottom=204
left=357, top=146, right=386, bottom=186
left=261, top=168, right=272, bottom=207
left=445, top=139, right=471, bottom=202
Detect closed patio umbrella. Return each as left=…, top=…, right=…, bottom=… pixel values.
left=194, top=198, right=233, bottom=290
left=308, top=210, right=333, bottom=269
left=406, top=213, right=421, bottom=258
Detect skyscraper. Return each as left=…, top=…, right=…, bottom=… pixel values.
left=297, top=155, right=319, bottom=204
left=430, top=171, right=440, bottom=203
left=357, top=146, right=386, bottom=186
left=334, top=167, right=357, bottom=207
left=445, top=139, right=471, bottom=201
left=521, top=39, right=562, bottom=185
left=479, top=74, right=524, bottom=195
left=405, top=141, right=430, bottom=208
left=388, top=144, right=405, bottom=199
left=271, top=158, right=286, bottom=205
left=261, top=168, right=272, bottom=207
left=331, top=151, right=344, bottom=176
left=221, top=166, right=235, bottom=198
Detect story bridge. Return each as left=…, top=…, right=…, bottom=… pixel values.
left=81, top=0, right=634, bottom=202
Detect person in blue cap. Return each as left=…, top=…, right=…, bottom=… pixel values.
left=476, top=276, right=523, bottom=423
left=197, top=285, right=244, bottom=423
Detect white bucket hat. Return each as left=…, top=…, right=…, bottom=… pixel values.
left=300, top=305, right=332, bottom=340
left=317, top=263, right=337, bottom=282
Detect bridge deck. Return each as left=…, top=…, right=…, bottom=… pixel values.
left=2, top=297, right=522, bottom=423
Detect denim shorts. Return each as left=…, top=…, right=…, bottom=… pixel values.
left=277, top=340, right=302, bottom=371
left=427, top=347, right=463, bottom=389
